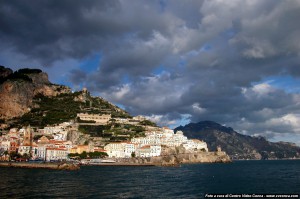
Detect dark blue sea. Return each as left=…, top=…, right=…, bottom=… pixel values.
left=0, top=160, right=300, bottom=198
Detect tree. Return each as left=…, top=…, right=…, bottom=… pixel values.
left=10, top=151, right=21, bottom=160
left=79, top=151, right=87, bottom=159
left=68, top=153, right=80, bottom=159
left=139, top=120, right=157, bottom=127
left=109, top=118, right=116, bottom=123
left=22, top=153, right=30, bottom=160
left=131, top=152, right=136, bottom=158
left=88, top=151, right=108, bottom=158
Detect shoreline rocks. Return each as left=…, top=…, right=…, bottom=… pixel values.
left=0, top=151, right=230, bottom=170
left=114, top=151, right=231, bottom=166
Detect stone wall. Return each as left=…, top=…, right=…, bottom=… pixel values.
left=0, top=162, right=79, bottom=170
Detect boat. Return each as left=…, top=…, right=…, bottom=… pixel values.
left=100, top=159, right=116, bottom=163
left=80, top=159, right=116, bottom=165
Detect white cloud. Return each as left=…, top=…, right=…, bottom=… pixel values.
left=145, top=114, right=177, bottom=127
left=145, top=113, right=191, bottom=129
left=252, top=83, right=274, bottom=95
left=112, top=84, right=131, bottom=100
left=192, top=103, right=206, bottom=114
left=268, top=114, right=300, bottom=132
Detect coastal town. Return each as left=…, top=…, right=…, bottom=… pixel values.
left=0, top=113, right=209, bottom=163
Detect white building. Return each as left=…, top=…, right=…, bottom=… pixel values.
left=0, top=140, right=10, bottom=151
left=18, top=145, right=31, bottom=156
left=154, top=130, right=189, bottom=147
left=104, top=142, right=126, bottom=158
left=182, top=139, right=208, bottom=152
left=150, top=145, right=161, bottom=157
left=135, top=145, right=161, bottom=157
left=32, top=140, right=73, bottom=160
left=43, top=126, right=62, bottom=134
left=115, top=118, right=129, bottom=124
left=133, top=115, right=146, bottom=121
left=32, top=145, right=47, bottom=160
left=104, top=142, right=139, bottom=158
left=124, top=143, right=137, bottom=157
left=77, top=113, right=111, bottom=124
left=136, top=145, right=151, bottom=157
left=162, top=127, right=174, bottom=138
left=45, top=148, right=68, bottom=161
left=131, top=134, right=161, bottom=147
left=53, top=131, right=68, bottom=141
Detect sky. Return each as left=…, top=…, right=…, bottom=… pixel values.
left=1, top=0, right=300, bottom=145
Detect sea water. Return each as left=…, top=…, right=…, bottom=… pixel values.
left=0, top=160, right=299, bottom=198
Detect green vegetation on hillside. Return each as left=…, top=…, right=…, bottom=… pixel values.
left=0, top=72, right=32, bottom=83
left=80, top=95, right=131, bottom=118
left=78, top=123, right=145, bottom=141
left=139, top=120, right=157, bottom=127
left=2, top=67, right=157, bottom=142
left=78, top=125, right=110, bottom=137
left=19, top=93, right=84, bottom=127
left=0, top=68, right=43, bottom=84
left=15, top=91, right=131, bottom=128
left=17, top=68, right=42, bottom=74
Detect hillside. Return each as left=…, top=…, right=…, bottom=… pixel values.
left=0, top=66, right=71, bottom=120
left=175, top=121, right=300, bottom=160
left=0, top=66, right=130, bottom=128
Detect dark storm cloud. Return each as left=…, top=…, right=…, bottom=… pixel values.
left=1, top=0, right=300, bottom=141
left=69, top=69, right=87, bottom=85
left=103, top=0, right=300, bottom=140
left=0, top=1, right=120, bottom=62
left=0, top=0, right=169, bottom=65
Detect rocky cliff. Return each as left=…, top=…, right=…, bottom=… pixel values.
left=115, top=151, right=231, bottom=166
left=115, top=146, right=231, bottom=166
left=175, top=121, right=300, bottom=160
left=0, top=66, right=70, bottom=120
left=0, top=66, right=132, bottom=131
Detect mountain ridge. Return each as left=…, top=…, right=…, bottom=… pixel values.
left=175, top=121, right=300, bottom=160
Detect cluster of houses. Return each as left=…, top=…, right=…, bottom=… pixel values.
left=0, top=124, right=102, bottom=162
left=0, top=120, right=208, bottom=161
left=104, top=127, right=208, bottom=158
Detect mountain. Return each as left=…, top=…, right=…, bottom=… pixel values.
left=0, top=66, right=131, bottom=128
left=174, top=121, right=300, bottom=160
left=0, top=66, right=71, bottom=120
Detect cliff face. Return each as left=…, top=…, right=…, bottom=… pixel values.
left=0, top=67, right=71, bottom=120
left=0, top=67, right=131, bottom=129
left=115, top=149, right=231, bottom=166
left=158, top=145, right=231, bottom=165
left=175, top=121, right=300, bottom=160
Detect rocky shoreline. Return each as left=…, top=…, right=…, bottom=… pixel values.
left=0, top=151, right=231, bottom=169
left=113, top=151, right=231, bottom=166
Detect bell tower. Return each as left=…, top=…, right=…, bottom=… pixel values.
left=23, top=126, right=33, bottom=146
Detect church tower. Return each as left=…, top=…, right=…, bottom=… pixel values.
left=23, top=126, right=33, bottom=146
